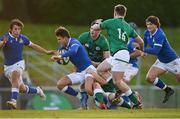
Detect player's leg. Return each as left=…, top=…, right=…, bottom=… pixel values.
left=146, top=60, right=174, bottom=103
left=79, top=83, right=89, bottom=109
left=57, top=74, right=79, bottom=97
left=110, top=50, right=140, bottom=108
left=93, top=82, right=107, bottom=109
left=123, top=66, right=139, bottom=83
left=6, top=70, right=21, bottom=109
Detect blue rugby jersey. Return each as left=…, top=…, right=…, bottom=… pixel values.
left=127, top=38, right=139, bottom=68
left=0, top=33, right=30, bottom=65
left=59, top=38, right=92, bottom=72
left=144, top=28, right=178, bottom=63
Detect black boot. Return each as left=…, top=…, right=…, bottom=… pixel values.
left=163, top=86, right=175, bottom=103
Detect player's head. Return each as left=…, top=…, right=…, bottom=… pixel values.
left=146, top=15, right=161, bottom=33
left=129, top=22, right=140, bottom=34
left=114, top=4, right=127, bottom=18
left=9, top=19, right=24, bottom=38
left=55, top=26, right=71, bottom=47
left=90, top=19, right=102, bottom=40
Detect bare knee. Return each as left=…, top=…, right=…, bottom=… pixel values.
left=176, top=73, right=180, bottom=82
left=146, top=74, right=156, bottom=84
left=19, top=84, right=27, bottom=93
left=57, top=77, right=71, bottom=91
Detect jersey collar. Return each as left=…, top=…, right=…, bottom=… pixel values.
left=8, top=32, right=19, bottom=41
left=66, top=38, right=71, bottom=48
left=150, top=28, right=158, bottom=38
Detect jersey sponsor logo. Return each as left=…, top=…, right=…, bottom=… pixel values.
left=19, top=38, right=24, bottom=44
left=95, top=46, right=100, bottom=51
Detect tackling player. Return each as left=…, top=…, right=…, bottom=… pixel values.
left=91, top=4, right=144, bottom=108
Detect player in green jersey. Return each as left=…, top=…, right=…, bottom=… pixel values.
left=79, top=19, right=110, bottom=67
left=79, top=20, right=131, bottom=109
left=91, top=4, right=144, bottom=108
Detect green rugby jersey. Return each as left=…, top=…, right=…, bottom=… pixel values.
left=101, top=18, right=138, bottom=55
left=79, top=32, right=109, bottom=62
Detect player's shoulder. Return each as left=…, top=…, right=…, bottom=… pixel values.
left=154, top=28, right=166, bottom=39
left=20, top=34, right=29, bottom=40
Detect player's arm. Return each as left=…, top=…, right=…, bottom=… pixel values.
left=134, top=36, right=144, bottom=51
left=130, top=42, right=144, bottom=58
left=0, top=37, right=8, bottom=48
left=61, top=44, right=79, bottom=58
left=29, top=42, right=56, bottom=55
left=144, top=36, right=163, bottom=55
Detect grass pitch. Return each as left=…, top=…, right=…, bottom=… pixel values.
left=0, top=108, right=180, bottom=119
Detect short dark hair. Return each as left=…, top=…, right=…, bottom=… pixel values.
left=10, top=19, right=24, bottom=29
left=90, top=19, right=103, bottom=26
left=146, top=15, right=161, bottom=27
left=114, top=4, right=127, bottom=16
left=55, top=26, right=70, bottom=38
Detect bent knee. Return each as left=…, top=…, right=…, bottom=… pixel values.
left=19, top=84, right=27, bottom=93
left=146, top=75, right=156, bottom=83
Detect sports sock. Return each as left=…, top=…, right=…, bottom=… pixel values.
left=11, top=88, right=19, bottom=101
left=94, top=89, right=104, bottom=103
left=125, top=89, right=138, bottom=105
left=153, top=78, right=167, bottom=89
left=26, top=85, right=38, bottom=94
left=62, top=86, right=78, bottom=96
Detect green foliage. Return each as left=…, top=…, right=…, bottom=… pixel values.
left=1, top=0, right=180, bottom=26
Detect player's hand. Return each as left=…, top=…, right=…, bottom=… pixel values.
left=51, top=55, right=62, bottom=61
left=46, top=50, right=57, bottom=55
left=2, top=37, right=8, bottom=44
left=141, top=52, right=147, bottom=59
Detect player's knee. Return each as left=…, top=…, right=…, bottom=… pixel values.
left=57, top=80, right=64, bottom=90
left=19, top=84, right=26, bottom=93
left=176, top=73, right=180, bottom=82
left=93, top=82, right=100, bottom=89
left=146, top=75, right=156, bottom=83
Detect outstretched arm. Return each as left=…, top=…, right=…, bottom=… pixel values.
left=0, top=37, right=8, bottom=48
left=29, top=42, right=56, bottom=55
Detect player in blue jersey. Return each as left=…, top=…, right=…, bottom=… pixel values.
left=0, top=19, right=56, bottom=109
left=144, top=15, right=180, bottom=103
left=124, top=22, right=143, bottom=83
left=51, top=26, right=98, bottom=108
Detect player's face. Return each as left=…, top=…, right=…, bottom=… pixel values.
left=56, top=36, right=67, bottom=47
left=90, top=27, right=101, bottom=40
left=10, top=25, right=22, bottom=38
left=146, top=22, right=157, bottom=34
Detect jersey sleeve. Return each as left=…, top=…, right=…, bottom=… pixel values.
left=78, top=32, right=87, bottom=45
left=22, top=35, right=31, bottom=46
left=129, top=27, right=138, bottom=38
left=61, top=43, right=80, bottom=57
left=100, top=35, right=109, bottom=51
left=100, top=19, right=112, bottom=30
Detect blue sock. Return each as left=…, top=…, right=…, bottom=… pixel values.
left=122, top=95, right=130, bottom=103
left=11, top=88, right=19, bottom=100
left=26, top=85, right=38, bottom=94
left=63, top=86, right=78, bottom=96
left=153, top=78, right=166, bottom=89
left=80, top=92, right=88, bottom=107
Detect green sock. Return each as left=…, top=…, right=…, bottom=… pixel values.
left=120, top=101, right=131, bottom=109
left=128, top=93, right=138, bottom=105
left=95, top=92, right=104, bottom=103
